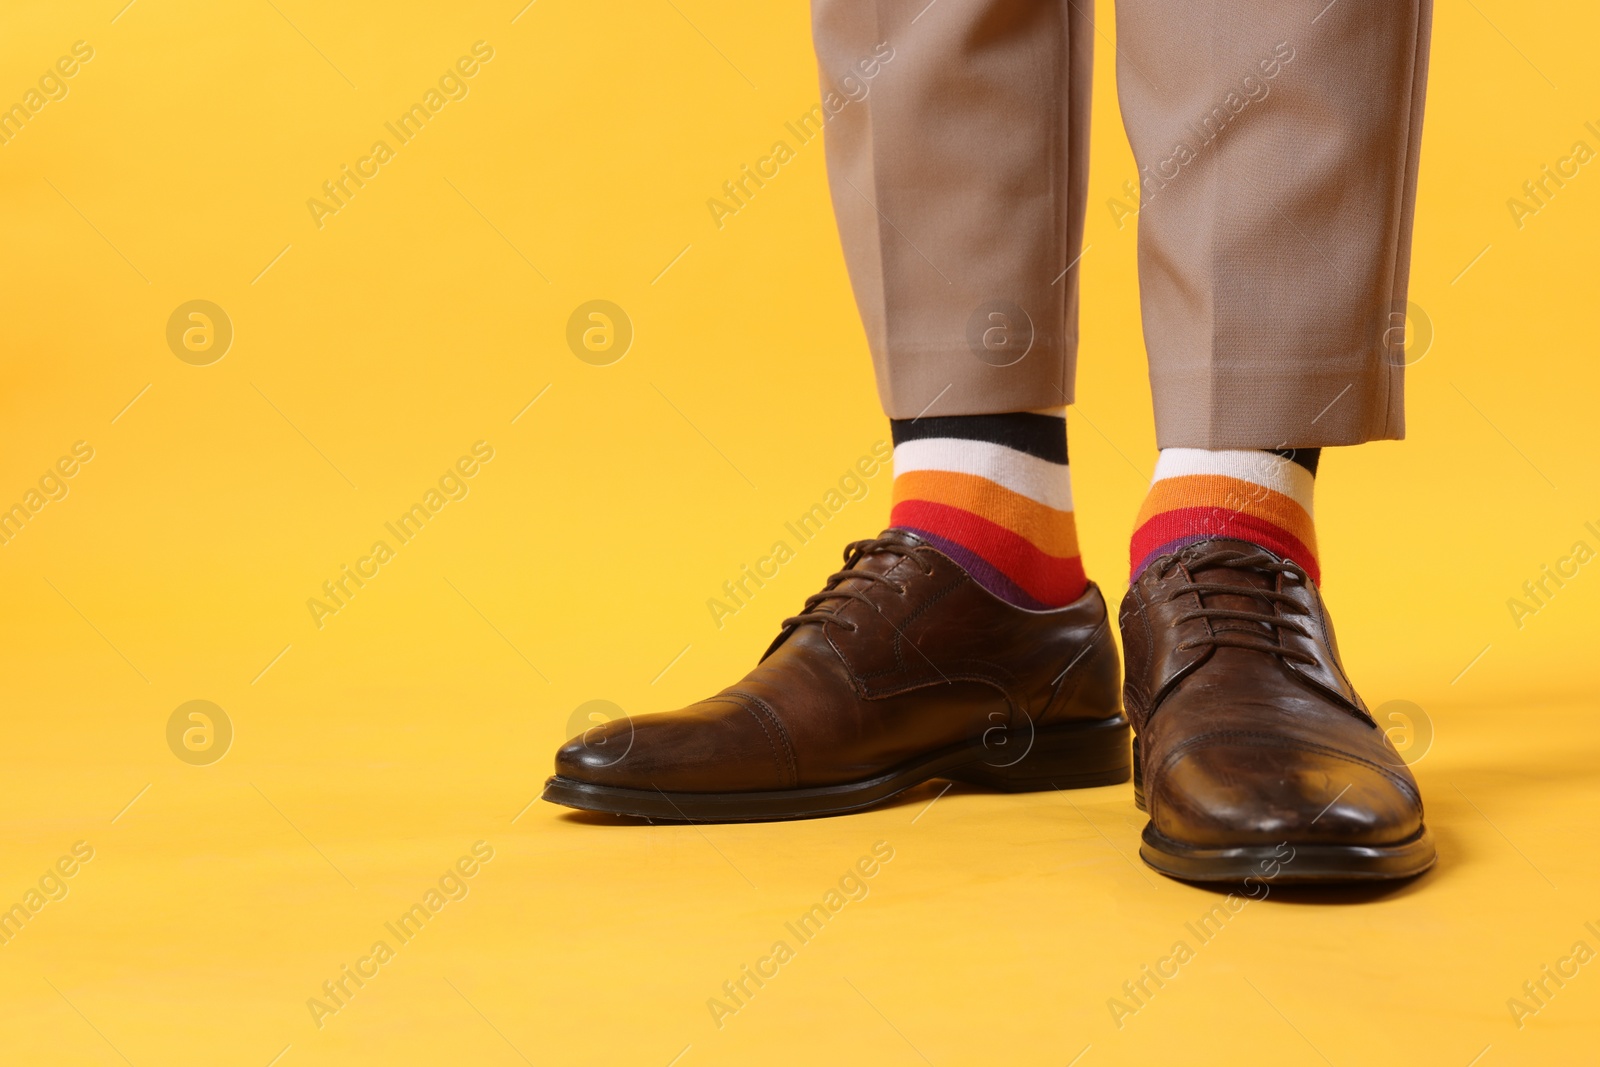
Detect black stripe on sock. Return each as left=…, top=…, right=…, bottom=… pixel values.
left=891, top=412, right=1068, bottom=464
left=1267, top=447, right=1321, bottom=477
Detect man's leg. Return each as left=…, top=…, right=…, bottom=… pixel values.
left=1118, top=2, right=1430, bottom=447
left=541, top=0, right=1131, bottom=822
left=1114, top=1, right=1437, bottom=881
left=813, top=0, right=1093, bottom=420
left=814, top=0, right=1094, bottom=608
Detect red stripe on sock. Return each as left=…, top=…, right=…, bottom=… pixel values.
left=1130, top=506, right=1320, bottom=584
left=892, top=498, right=1087, bottom=606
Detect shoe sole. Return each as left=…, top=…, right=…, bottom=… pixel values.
left=541, top=716, right=1132, bottom=822
left=1136, top=825, right=1437, bottom=883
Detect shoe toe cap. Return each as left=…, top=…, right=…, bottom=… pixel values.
left=1149, top=740, right=1423, bottom=848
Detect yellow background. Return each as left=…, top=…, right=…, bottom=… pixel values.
left=2, top=0, right=1597, bottom=1063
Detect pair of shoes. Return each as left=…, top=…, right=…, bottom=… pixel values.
left=542, top=531, right=1435, bottom=884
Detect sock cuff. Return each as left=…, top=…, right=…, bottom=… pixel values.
left=1265, top=446, right=1321, bottom=476
left=890, top=412, right=1067, bottom=464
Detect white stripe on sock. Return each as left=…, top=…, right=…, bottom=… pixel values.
left=892, top=437, right=1074, bottom=512
left=1151, top=448, right=1315, bottom=516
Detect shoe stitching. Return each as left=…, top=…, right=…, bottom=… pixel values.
left=729, top=691, right=799, bottom=788
left=698, top=695, right=792, bottom=788
left=1160, top=728, right=1418, bottom=793
left=1126, top=585, right=1156, bottom=721
left=737, top=701, right=790, bottom=788
left=1296, top=597, right=1369, bottom=714
left=854, top=575, right=971, bottom=682
left=882, top=575, right=967, bottom=679
left=1153, top=729, right=1421, bottom=803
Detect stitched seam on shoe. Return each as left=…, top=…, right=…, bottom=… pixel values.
left=737, top=701, right=789, bottom=789
left=1154, top=730, right=1420, bottom=803
left=863, top=672, right=1010, bottom=704
left=877, top=576, right=965, bottom=679
left=704, top=695, right=790, bottom=788
left=856, top=576, right=983, bottom=684
left=877, top=557, right=916, bottom=678
left=1162, top=730, right=1417, bottom=793
left=1128, top=585, right=1156, bottom=721
left=900, top=574, right=967, bottom=629
left=729, top=691, right=798, bottom=788
left=824, top=555, right=939, bottom=681
left=1307, top=596, right=1370, bottom=719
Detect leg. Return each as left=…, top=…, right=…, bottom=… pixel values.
left=1117, top=0, right=1432, bottom=447
left=813, top=0, right=1093, bottom=418
left=1115, top=0, right=1437, bottom=882
left=816, top=0, right=1097, bottom=610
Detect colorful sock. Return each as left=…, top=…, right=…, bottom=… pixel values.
left=889, top=411, right=1087, bottom=609
left=1129, top=447, right=1321, bottom=584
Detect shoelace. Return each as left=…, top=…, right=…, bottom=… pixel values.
left=780, top=537, right=931, bottom=633
left=1153, top=545, right=1318, bottom=664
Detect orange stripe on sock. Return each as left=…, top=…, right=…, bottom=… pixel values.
left=1133, top=474, right=1315, bottom=553
left=891, top=469, right=1080, bottom=559
left=890, top=499, right=1086, bottom=606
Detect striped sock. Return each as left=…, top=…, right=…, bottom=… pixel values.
left=1129, top=447, right=1322, bottom=584
left=889, top=411, right=1088, bottom=609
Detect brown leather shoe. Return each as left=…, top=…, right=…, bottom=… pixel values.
left=1121, top=539, right=1435, bottom=883
left=543, top=530, right=1131, bottom=820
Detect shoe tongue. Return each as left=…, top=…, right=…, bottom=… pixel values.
left=1187, top=556, right=1279, bottom=637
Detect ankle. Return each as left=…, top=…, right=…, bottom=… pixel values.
left=1129, top=447, right=1321, bottom=584
left=888, top=411, right=1088, bottom=608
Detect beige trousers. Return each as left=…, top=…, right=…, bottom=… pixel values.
left=811, top=0, right=1433, bottom=447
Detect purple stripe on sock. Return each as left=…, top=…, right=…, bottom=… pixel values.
left=1131, top=533, right=1216, bottom=580
left=897, top=526, right=1051, bottom=610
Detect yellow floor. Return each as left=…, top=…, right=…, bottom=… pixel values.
left=1, top=697, right=1596, bottom=1065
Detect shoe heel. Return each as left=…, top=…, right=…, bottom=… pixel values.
left=1133, top=735, right=1147, bottom=811
left=946, top=717, right=1132, bottom=792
